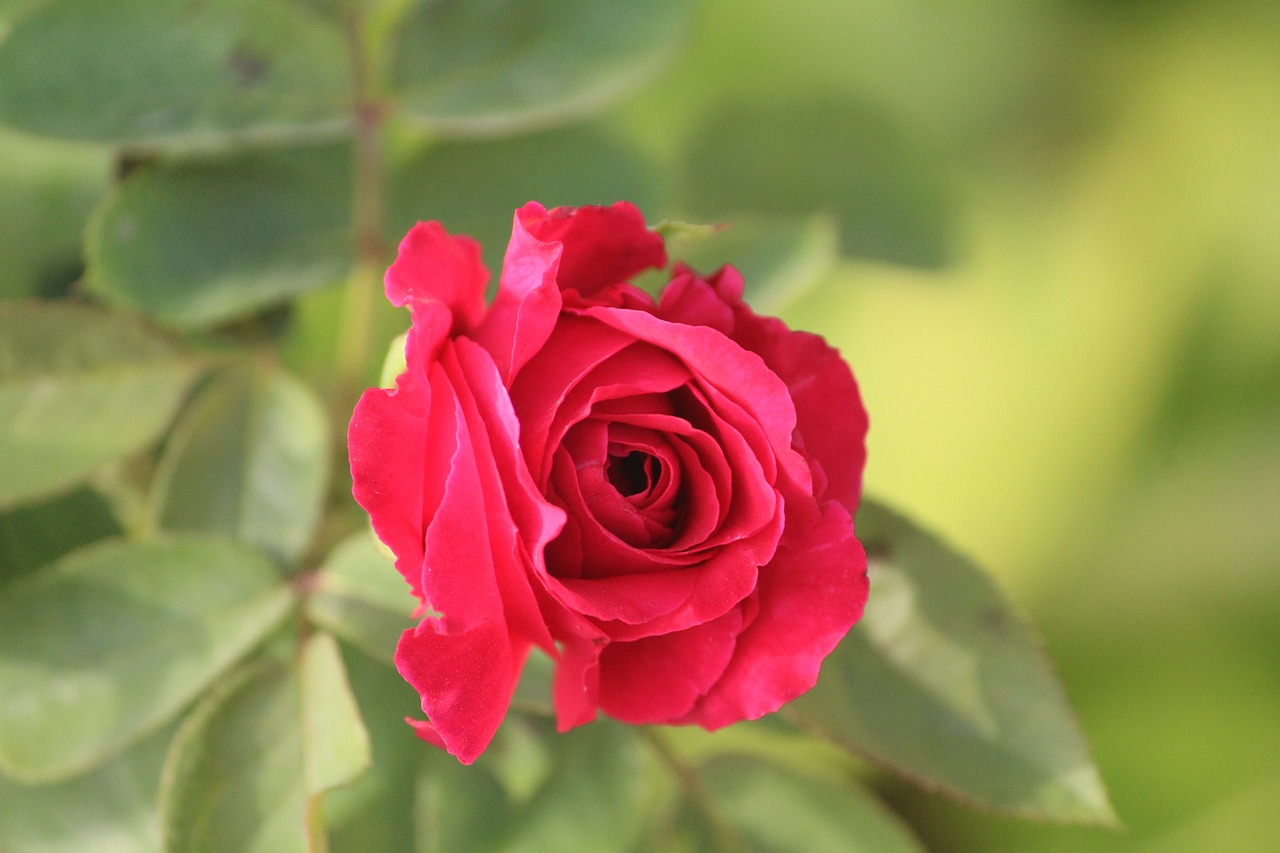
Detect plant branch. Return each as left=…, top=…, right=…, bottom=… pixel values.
left=333, top=5, right=390, bottom=415
left=639, top=728, right=745, bottom=852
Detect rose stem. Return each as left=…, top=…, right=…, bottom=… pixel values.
left=333, top=2, right=390, bottom=420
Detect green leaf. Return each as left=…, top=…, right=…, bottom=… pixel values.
left=0, top=130, right=112, bottom=299
left=151, top=364, right=330, bottom=565
left=387, top=125, right=661, bottom=275
left=649, top=717, right=860, bottom=790
left=787, top=499, right=1116, bottom=823
left=666, top=214, right=841, bottom=315
left=275, top=270, right=410, bottom=394
left=696, top=755, right=926, bottom=853
left=416, top=718, right=649, bottom=853
left=0, top=301, right=201, bottom=510
left=0, top=723, right=173, bottom=853
left=281, top=126, right=661, bottom=380
left=416, top=748, right=516, bottom=853
left=681, top=98, right=955, bottom=267
left=86, top=143, right=352, bottom=328
left=161, top=642, right=371, bottom=853
left=306, top=533, right=416, bottom=665
left=301, top=632, right=372, bottom=796
left=0, top=486, right=121, bottom=588
left=0, top=0, right=349, bottom=147
left=0, top=0, right=43, bottom=27
left=392, top=0, right=688, bottom=137
left=326, top=645, right=422, bottom=853
left=504, top=720, right=648, bottom=853
left=160, top=660, right=309, bottom=853
left=0, top=537, right=293, bottom=783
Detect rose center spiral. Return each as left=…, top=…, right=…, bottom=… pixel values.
left=606, top=449, right=657, bottom=498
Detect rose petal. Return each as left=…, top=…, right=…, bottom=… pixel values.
left=748, top=322, right=868, bottom=515
left=507, top=314, right=639, bottom=480
left=600, top=424, right=681, bottom=521
left=385, top=221, right=488, bottom=336
left=596, top=412, right=716, bottom=527
left=477, top=208, right=566, bottom=382
left=417, top=361, right=499, bottom=633
left=351, top=235, right=493, bottom=602
left=546, top=443, right=701, bottom=576
left=666, top=267, right=869, bottom=515
left=544, top=528, right=768, bottom=645
left=542, top=350, right=691, bottom=468
left=580, top=304, right=802, bottom=483
left=656, top=267, right=736, bottom=336
left=594, top=515, right=779, bottom=643
left=564, top=420, right=674, bottom=548
left=598, top=608, right=745, bottom=723
left=446, top=340, right=564, bottom=651
left=680, top=499, right=868, bottom=728
left=407, top=717, right=447, bottom=751
left=396, top=620, right=528, bottom=765
left=664, top=385, right=782, bottom=552
left=564, top=385, right=789, bottom=573
left=548, top=559, right=701, bottom=623
left=349, top=385, right=429, bottom=601
left=349, top=295, right=468, bottom=601
left=552, top=631, right=606, bottom=731
left=517, top=201, right=666, bottom=297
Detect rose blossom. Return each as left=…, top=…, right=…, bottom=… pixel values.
left=348, top=202, right=868, bottom=764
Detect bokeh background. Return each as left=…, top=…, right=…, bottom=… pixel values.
left=2, top=0, right=1277, bottom=850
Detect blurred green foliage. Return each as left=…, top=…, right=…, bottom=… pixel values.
left=0, top=0, right=1276, bottom=850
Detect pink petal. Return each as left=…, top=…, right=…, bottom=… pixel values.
left=751, top=322, right=868, bottom=515
left=517, top=201, right=667, bottom=297
left=477, top=208, right=566, bottom=382
left=548, top=566, right=702, bottom=624
left=406, top=717, right=447, bottom=751
left=350, top=229, right=498, bottom=602
left=667, top=267, right=868, bottom=515
left=385, top=221, right=488, bottom=336
left=510, top=315, right=687, bottom=483
left=348, top=388, right=429, bottom=601
left=680, top=498, right=868, bottom=728
left=437, top=341, right=562, bottom=651
left=656, top=267, right=735, bottom=336
left=396, top=620, right=529, bottom=765
left=580, top=305, right=800, bottom=477
left=542, top=527, right=768, bottom=645
left=552, top=631, right=606, bottom=731
left=664, top=383, right=784, bottom=552
left=563, top=419, right=670, bottom=547
left=594, top=520, right=778, bottom=643
left=598, top=608, right=745, bottom=723
left=544, top=442, right=704, bottom=576
left=416, top=360, right=498, bottom=633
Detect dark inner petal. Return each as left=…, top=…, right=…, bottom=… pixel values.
left=606, top=450, right=655, bottom=498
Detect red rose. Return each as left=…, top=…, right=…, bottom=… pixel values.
left=348, top=202, right=869, bottom=764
